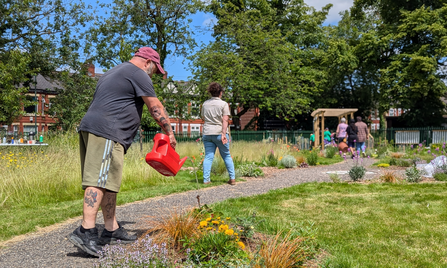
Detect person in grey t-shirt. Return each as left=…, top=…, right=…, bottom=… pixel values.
left=201, top=82, right=236, bottom=185
left=68, top=47, right=176, bottom=257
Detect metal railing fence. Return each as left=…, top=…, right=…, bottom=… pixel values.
left=139, top=130, right=313, bottom=150
left=135, top=127, right=447, bottom=149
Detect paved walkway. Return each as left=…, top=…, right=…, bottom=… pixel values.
left=0, top=159, right=378, bottom=267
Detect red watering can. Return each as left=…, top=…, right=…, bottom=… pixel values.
left=145, top=133, right=187, bottom=176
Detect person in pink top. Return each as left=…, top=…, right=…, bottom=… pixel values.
left=336, top=118, right=348, bottom=143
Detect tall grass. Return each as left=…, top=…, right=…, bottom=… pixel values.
left=0, top=132, right=289, bottom=241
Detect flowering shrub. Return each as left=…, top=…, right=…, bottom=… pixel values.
left=349, top=156, right=366, bottom=181
left=377, top=163, right=390, bottom=168
left=185, top=215, right=247, bottom=263
left=96, top=236, right=178, bottom=267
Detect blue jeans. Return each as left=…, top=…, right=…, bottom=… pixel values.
left=202, top=134, right=235, bottom=183
left=356, top=142, right=365, bottom=153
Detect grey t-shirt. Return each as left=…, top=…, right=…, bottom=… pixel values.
left=201, top=97, right=231, bottom=135
left=79, top=62, right=156, bottom=153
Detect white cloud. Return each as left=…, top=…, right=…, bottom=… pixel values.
left=202, top=14, right=217, bottom=28
left=303, top=0, right=354, bottom=24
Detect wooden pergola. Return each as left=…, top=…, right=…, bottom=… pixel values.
left=311, top=108, right=358, bottom=150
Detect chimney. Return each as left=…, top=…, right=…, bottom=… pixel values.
left=87, top=63, right=95, bottom=77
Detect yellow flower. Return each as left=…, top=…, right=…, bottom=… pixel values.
left=217, top=217, right=221, bottom=220
left=199, top=221, right=208, bottom=227
left=225, top=229, right=234, bottom=236
left=237, top=241, right=245, bottom=249
left=206, top=217, right=211, bottom=222
left=206, top=227, right=213, bottom=230
left=212, top=220, right=219, bottom=225
left=279, top=157, right=283, bottom=161
left=218, top=224, right=229, bottom=232
left=226, top=217, right=231, bottom=220
left=234, top=233, right=238, bottom=236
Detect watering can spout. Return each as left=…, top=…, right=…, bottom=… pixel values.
left=179, top=156, right=188, bottom=167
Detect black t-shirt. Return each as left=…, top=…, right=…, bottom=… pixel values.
left=79, top=62, right=156, bottom=153
left=346, top=124, right=358, bottom=142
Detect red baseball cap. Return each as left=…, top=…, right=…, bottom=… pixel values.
left=134, top=47, right=166, bottom=74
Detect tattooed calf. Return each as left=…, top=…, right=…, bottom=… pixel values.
left=84, top=189, right=98, bottom=208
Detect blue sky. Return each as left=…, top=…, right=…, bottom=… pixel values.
left=84, top=0, right=354, bottom=80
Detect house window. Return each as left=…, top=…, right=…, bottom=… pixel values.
left=398, top=108, right=402, bottom=116
left=190, top=124, right=201, bottom=137
left=24, top=96, right=37, bottom=114
left=170, top=124, right=176, bottom=133
left=371, top=110, right=376, bottom=120
left=389, top=109, right=394, bottom=116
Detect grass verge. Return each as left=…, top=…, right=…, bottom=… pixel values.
left=211, top=182, right=447, bottom=267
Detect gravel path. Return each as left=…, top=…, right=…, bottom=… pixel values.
left=0, top=158, right=378, bottom=268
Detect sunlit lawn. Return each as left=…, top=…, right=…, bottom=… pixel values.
left=213, top=182, right=447, bottom=267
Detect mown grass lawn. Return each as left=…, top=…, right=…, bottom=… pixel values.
left=212, top=182, right=447, bottom=267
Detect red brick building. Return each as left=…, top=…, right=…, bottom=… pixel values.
left=2, top=74, right=63, bottom=137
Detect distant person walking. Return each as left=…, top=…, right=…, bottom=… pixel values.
left=336, top=118, right=348, bottom=143
left=346, top=119, right=358, bottom=157
left=355, top=116, right=369, bottom=155
left=68, top=47, right=176, bottom=257
left=201, top=82, right=236, bottom=185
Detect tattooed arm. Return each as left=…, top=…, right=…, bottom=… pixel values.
left=142, top=96, right=177, bottom=149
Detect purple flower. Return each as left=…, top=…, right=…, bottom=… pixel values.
left=411, top=144, right=414, bottom=149
left=354, top=139, right=356, bottom=142
left=419, top=143, right=422, bottom=147
left=367, top=155, right=370, bottom=159
left=428, top=150, right=431, bottom=153
left=436, top=148, right=439, bottom=151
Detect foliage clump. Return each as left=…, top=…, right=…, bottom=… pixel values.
left=280, top=155, right=297, bottom=168
left=405, top=166, right=422, bottom=183
left=306, top=150, right=318, bottom=166
left=349, top=165, right=366, bottom=181
left=236, top=163, right=264, bottom=178
left=325, top=146, right=338, bottom=159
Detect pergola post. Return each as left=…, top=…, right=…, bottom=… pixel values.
left=313, top=113, right=320, bottom=149
left=321, top=112, right=325, bottom=151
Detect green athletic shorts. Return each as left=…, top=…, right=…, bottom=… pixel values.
left=79, top=131, right=124, bottom=193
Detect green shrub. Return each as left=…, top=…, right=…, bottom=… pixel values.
left=236, top=163, right=264, bottom=177
left=307, top=150, right=318, bottom=166
left=325, top=146, right=338, bottom=158
left=396, top=159, right=411, bottom=167
left=405, top=166, right=422, bottom=183
left=280, top=155, right=297, bottom=168
left=329, top=173, right=341, bottom=183
left=389, top=158, right=397, bottom=166
left=349, top=165, right=366, bottom=181
left=267, top=151, right=278, bottom=167
left=433, top=172, right=447, bottom=181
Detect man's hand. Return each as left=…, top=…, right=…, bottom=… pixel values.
left=221, top=133, right=228, bottom=145
left=169, top=133, right=177, bottom=149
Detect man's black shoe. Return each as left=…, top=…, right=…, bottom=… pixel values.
left=99, top=223, right=137, bottom=245
left=67, top=226, right=102, bottom=257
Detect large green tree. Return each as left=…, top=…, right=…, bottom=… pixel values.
left=85, top=0, right=204, bottom=69
left=350, top=0, right=447, bottom=127
left=49, top=63, right=97, bottom=131
left=191, top=0, right=329, bottom=129
left=0, top=0, right=92, bottom=124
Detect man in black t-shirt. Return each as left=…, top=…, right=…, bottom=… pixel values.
left=67, top=47, right=177, bottom=257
